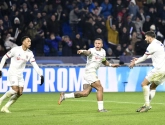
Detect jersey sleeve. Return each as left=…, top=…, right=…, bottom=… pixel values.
left=145, top=44, right=155, bottom=55
left=6, top=47, right=16, bottom=58
left=88, top=48, right=95, bottom=55
left=29, top=52, right=36, bottom=63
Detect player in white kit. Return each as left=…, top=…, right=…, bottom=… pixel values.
left=58, top=38, right=120, bottom=112
left=129, top=31, right=165, bottom=112
left=0, top=36, right=44, bottom=113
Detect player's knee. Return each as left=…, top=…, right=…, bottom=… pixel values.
left=97, top=85, right=103, bottom=92
left=18, top=92, right=23, bottom=96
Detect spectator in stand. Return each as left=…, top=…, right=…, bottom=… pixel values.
left=32, top=3, right=40, bottom=16
left=106, top=16, right=119, bottom=51
left=69, top=6, right=81, bottom=38
left=0, top=44, right=5, bottom=56
left=119, top=27, right=130, bottom=50
left=0, top=19, right=4, bottom=38
left=143, top=15, right=152, bottom=32
left=54, top=5, right=68, bottom=36
left=72, top=33, right=87, bottom=56
left=21, top=3, right=32, bottom=26
left=0, top=0, right=8, bottom=16
left=114, top=44, right=123, bottom=58
left=41, top=11, right=49, bottom=21
left=123, top=44, right=135, bottom=56
left=132, top=8, right=145, bottom=39
left=43, top=0, right=53, bottom=13
left=41, top=20, right=49, bottom=39
left=62, top=35, right=72, bottom=56
left=13, top=17, right=21, bottom=35
left=148, top=6, right=157, bottom=24
left=122, top=15, right=136, bottom=38
left=159, top=19, right=165, bottom=39
left=128, top=0, right=139, bottom=20
left=130, top=32, right=140, bottom=51
left=1, top=0, right=165, bottom=57
left=25, top=21, right=37, bottom=41
left=34, top=12, right=43, bottom=30
left=4, top=33, right=17, bottom=51
left=9, top=4, right=17, bottom=22
left=33, top=30, right=45, bottom=56
left=134, top=39, right=148, bottom=55
left=112, top=0, right=125, bottom=19
left=106, top=47, right=114, bottom=57
left=95, top=16, right=107, bottom=39
left=47, top=14, right=60, bottom=36
left=3, top=15, right=12, bottom=30
left=83, top=0, right=95, bottom=13
left=92, top=1, right=102, bottom=16
left=100, top=0, right=113, bottom=19
left=45, top=33, right=62, bottom=56
left=83, top=17, right=96, bottom=47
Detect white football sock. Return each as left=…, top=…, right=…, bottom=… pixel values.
left=143, top=86, right=150, bottom=106
left=5, top=94, right=18, bottom=108
left=149, top=90, right=156, bottom=103
left=98, top=101, right=103, bottom=110
left=64, top=93, right=75, bottom=99
left=0, top=89, right=17, bottom=101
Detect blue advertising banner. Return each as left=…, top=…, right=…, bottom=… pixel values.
left=0, top=67, right=165, bottom=93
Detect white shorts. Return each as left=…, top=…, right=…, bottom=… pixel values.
left=7, top=75, right=24, bottom=87
left=83, top=72, right=99, bottom=85
left=146, top=68, right=165, bottom=85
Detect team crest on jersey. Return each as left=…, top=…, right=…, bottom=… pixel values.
left=95, top=56, right=102, bottom=60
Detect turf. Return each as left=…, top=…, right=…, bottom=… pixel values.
left=0, top=92, right=165, bottom=125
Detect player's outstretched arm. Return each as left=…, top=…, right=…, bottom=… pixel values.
left=129, top=54, right=148, bottom=68
left=0, top=55, right=9, bottom=78
left=31, top=62, right=44, bottom=86
left=77, top=50, right=91, bottom=56
left=102, top=60, right=120, bottom=68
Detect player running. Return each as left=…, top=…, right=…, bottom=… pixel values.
left=0, top=36, right=44, bottom=113
left=129, top=31, right=165, bottom=112
left=58, top=38, right=120, bottom=112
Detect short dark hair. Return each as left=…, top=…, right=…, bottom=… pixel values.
left=95, top=38, right=103, bottom=43
left=21, top=36, right=29, bottom=43
left=145, top=31, right=156, bottom=38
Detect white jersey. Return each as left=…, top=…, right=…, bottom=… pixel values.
left=145, top=39, right=165, bottom=69
left=6, top=46, right=35, bottom=76
left=85, top=48, right=106, bottom=73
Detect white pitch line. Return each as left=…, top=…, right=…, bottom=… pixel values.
left=67, top=100, right=165, bottom=105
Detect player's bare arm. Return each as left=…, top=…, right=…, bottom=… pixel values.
left=77, top=50, right=91, bottom=56
left=102, top=60, right=120, bottom=67
left=31, top=61, right=44, bottom=86
left=0, top=54, right=10, bottom=78
left=129, top=54, right=149, bottom=68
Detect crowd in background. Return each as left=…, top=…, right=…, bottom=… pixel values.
left=0, top=0, right=165, bottom=57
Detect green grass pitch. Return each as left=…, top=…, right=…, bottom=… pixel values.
left=0, top=92, right=165, bottom=125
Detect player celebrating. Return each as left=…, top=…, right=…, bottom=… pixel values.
left=58, top=38, right=120, bottom=112
left=0, top=36, right=44, bottom=113
left=129, top=31, right=165, bottom=112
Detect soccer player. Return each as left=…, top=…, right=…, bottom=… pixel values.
left=129, top=31, right=165, bottom=112
left=0, top=36, right=44, bottom=113
left=58, top=38, right=120, bottom=112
